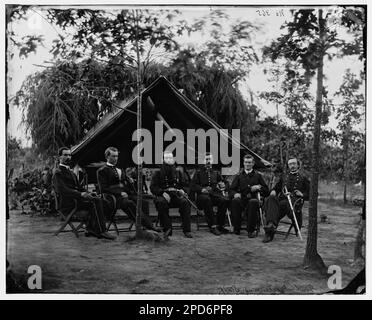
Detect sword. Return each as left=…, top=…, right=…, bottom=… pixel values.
left=226, top=209, right=233, bottom=232
left=176, top=190, right=203, bottom=216
left=283, top=186, right=303, bottom=240
left=257, top=192, right=266, bottom=231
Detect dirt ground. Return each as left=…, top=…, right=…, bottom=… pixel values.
left=7, top=200, right=364, bottom=295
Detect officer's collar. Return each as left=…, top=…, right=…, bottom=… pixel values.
left=106, top=162, right=116, bottom=167
left=59, top=163, right=71, bottom=170
left=244, top=169, right=254, bottom=175
left=289, top=170, right=299, bottom=175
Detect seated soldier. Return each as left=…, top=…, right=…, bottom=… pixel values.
left=263, top=157, right=310, bottom=243
left=97, top=147, right=158, bottom=232
left=52, top=147, right=115, bottom=240
left=150, top=151, right=192, bottom=239
left=230, top=155, right=269, bottom=237
left=191, top=152, right=230, bottom=235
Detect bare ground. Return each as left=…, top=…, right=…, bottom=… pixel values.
left=6, top=201, right=364, bottom=294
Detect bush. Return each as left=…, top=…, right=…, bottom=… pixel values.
left=9, top=167, right=56, bottom=215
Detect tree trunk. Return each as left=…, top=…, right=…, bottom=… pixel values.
left=133, top=10, right=160, bottom=242
left=343, top=128, right=350, bottom=204
left=303, top=9, right=327, bottom=273
left=343, top=182, right=347, bottom=204
left=353, top=217, right=365, bottom=262
left=134, top=9, right=144, bottom=238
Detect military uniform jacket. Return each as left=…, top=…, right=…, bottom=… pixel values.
left=97, top=164, right=132, bottom=197
left=230, top=169, right=269, bottom=199
left=272, top=171, right=310, bottom=201
left=150, top=164, right=187, bottom=197
left=52, top=165, right=85, bottom=215
left=191, top=166, right=225, bottom=196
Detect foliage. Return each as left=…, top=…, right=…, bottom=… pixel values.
left=9, top=167, right=55, bottom=215
left=262, top=7, right=365, bottom=129
left=45, top=8, right=187, bottom=65
left=6, top=5, right=45, bottom=59
left=7, top=136, right=24, bottom=160
left=189, top=9, right=260, bottom=77
left=334, top=68, right=365, bottom=197
left=335, top=68, right=365, bottom=132
left=159, top=50, right=257, bottom=136
left=16, top=58, right=142, bottom=155
left=260, top=61, right=314, bottom=129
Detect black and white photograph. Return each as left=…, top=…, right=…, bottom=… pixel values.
left=4, top=2, right=367, bottom=298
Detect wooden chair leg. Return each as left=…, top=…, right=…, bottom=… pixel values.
left=67, top=220, right=82, bottom=238
left=113, top=220, right=120, bottom=235
left=76, top=221, right=85, bottom=231
left=55, top=210, right=76, bottom=236
left=285, top=223, right=294, bottom=239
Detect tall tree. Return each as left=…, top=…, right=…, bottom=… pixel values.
left=263, top=7, right=365, bottom=272
left=335, top=69, right=365, bottom=204
left=134, top=9, right=144, bottom=239
left=303, top=9, right=326, bottom=271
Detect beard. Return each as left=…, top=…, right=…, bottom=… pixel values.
left=62, top=159, right=71, bottom=166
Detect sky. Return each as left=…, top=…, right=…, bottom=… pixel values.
left=6, top=5, right=365, bottom=147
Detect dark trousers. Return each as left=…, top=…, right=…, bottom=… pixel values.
left=154, top=193, right=191, bottom=233
left=231, top=197, right=260, bottom=233
left=196, top=193, right=229, bottom=228
left=116, top=196, right=153, bottom=230
left=264, top=195, right=302, bottom=228
left=77, top=198, right=107, bottom=235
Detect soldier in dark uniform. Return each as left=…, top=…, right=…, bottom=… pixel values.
left=263, top=157, right=310, bottom=243
left=191, top=153, right=230, bottom=236
left=97, top=147, right=157, bottom=231
left=230, top=155, right=269, bottom=237
left=52, top=147, right=115, bottom=240
left=150, top=151, right=192, bottom=239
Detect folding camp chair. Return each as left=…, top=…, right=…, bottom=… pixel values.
left=194, top=205, right=209, bottom=231
left=54, top=192, right=86, bottom=238
left=195, top=205, right=234, bottom=232
left=100, top=193, right=135, bottom=234
left=95, top=172, right=135, bottom=235
left=276, top=198, right=304, bottom=239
